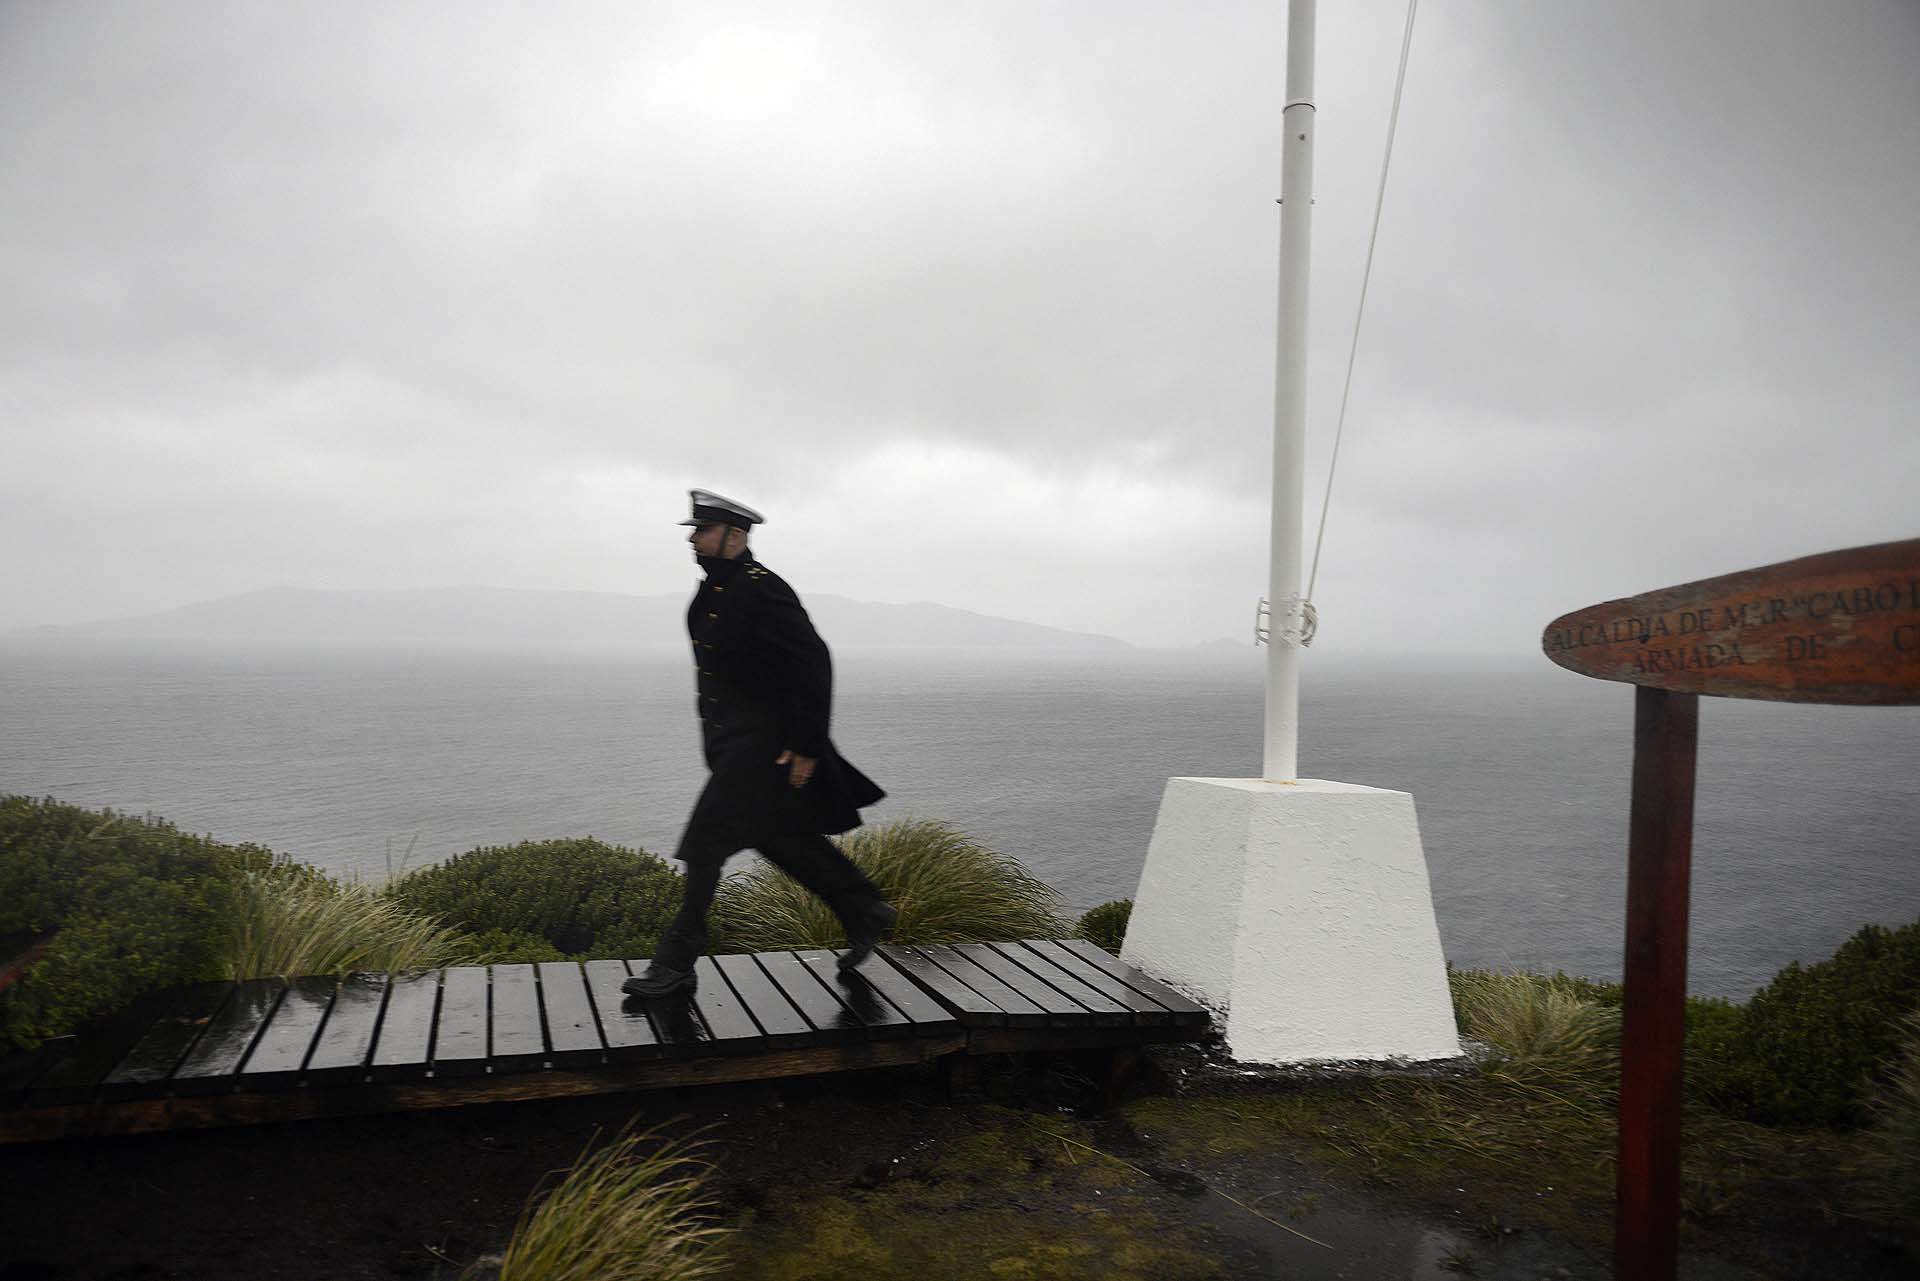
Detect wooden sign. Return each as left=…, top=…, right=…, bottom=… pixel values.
left=1542, top=538, right=1919, bottom=1280
left=1542, top=538, right=1920, bottom=705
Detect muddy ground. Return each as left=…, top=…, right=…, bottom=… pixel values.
left=0, top=1047, right=1911, bottom=1280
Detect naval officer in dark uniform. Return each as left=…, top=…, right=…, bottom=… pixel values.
left=625, top=489, right=896, bottom=998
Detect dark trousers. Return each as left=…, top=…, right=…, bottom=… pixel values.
left=652, top=829, right=885, bottom=970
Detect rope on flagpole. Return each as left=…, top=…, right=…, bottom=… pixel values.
left=1304, top=0, right=1421, bottom=613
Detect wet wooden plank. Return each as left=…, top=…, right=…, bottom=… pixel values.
left=580, top=960, right=661, bottom=1061
left=536, top=962, right=604, bottom=1064
left=689, top=957, right=764, bottom=1053
left=1015, top=941, right=1169, bottom=1025
left=753, top=953, right=863, bottom=1044
left=0, top=1042, right=60, bottom=1109
left=370, top=969, right=442, bottom=1080
left=983, top=941, right=1130, bottom=1027
left=171, top=979, right=286, bottom=1094
left=967, top=1023, right=1201, bottom=1056
left=837, top=951, right=958, bottom=1036
left=639, top=985, right=714, bottom=1058
left=432, top=966, right=489, bottom=1078
left=23, top=987, right=183, bottom=1106
left=916, top=945, right=1048, bottom=1027
left=306, top=972, right=388, bottom=1083
left=238, top=976, right=336, bottom=1088
left=1056, top=940, right=1210, bottom=1026
left=796, top=950, right=914, bottom=1040
left=950, top=943, right=1099, bottom=1025
left=712, top=953, right=812, bottom=1049
left=101, top=983, right=235, bottom=1099
left=489, top=965, right=545, bottom=1073
left=611, top=959, right=712, bottom=1058
left=876, top=945, right=1004, bottom=1027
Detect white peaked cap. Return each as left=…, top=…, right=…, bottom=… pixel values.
left=680, top=489, right=765, bottom=527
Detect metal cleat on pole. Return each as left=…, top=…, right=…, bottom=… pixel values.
left=1254, top=597, right=1317, bottom=648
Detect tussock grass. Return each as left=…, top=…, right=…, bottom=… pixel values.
left=711, top=818, right=1067, bottom=952
left=223, top=867, right=481, bottom=979
left=1854, top=1010, right=1920, bottom=1229
left=1449, top=969, right=1621, bottom=1101
left=492, top=1125, right=730, bottom=1281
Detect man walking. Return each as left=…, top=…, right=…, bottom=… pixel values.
left=625, top=490, right=897, bottom=998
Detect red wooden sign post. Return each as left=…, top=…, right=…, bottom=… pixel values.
left=1542, top=538, right=1920, bottom=1281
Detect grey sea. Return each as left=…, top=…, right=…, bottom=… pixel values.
left=2, top=644, right=1915, bottom=999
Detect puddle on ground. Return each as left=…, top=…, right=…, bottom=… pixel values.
left=1189, top=1185, right=1476, bottom=1280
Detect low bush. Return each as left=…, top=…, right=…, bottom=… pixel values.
left=711, top=818, right=1067, bottom=953
left=1450, top=922, right=1920, bottom=1130
left=224, top=867, right=482, bottom=979
left=0, top=796, right=276, bottom=1049
left=1678, top=995, right=1762, bottom=1112
left=1076, top=900, right=1132, bottom=955
left=495, top=1124, right=730, bottom=1281
left=385, top=837, right=684, bottom=960
left=467, top=928, right=570, bottom=965
left=1711, top=920, right=1920, bottom=1127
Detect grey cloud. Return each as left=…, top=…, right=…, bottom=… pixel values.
left=2, top=0, right=1914, bottom=651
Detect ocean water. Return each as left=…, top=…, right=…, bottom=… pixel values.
left=2, top=643, right=1914, bottom=999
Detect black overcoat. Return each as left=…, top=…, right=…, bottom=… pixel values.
left=681, top=551, right=884, bottom=844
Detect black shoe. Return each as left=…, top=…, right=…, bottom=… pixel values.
left=623, top=962, right=696, bottom=998
left=838, top=902, right=899, bottom=973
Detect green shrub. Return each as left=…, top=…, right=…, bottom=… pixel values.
left=497, top=1124, right=730, bottom=1281
left=1852, top=1010, right=1920, bottom=1229
left=711, top=818, right=1067, bottom=953
left=1678, top=995, right=1762, bottom=1112
left=0, top=796, right=276, bottom=1049
left=1076, top=900, right=1132, bottom=955
left=1452, top=925, right=1920, bottom=1132
left=224, top=866, right=483, bottom=979
left=1715, top=920, right=1920, bottom=1127
left=385, top=837, right=683, bottom=960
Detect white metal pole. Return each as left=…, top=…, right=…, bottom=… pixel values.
left=1264, top=0, right=1315, bottom=783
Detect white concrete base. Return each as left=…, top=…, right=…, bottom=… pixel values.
left=1121, top=778, right=1461, bottom=1064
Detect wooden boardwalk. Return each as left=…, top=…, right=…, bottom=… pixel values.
left=0, top=940, right=1209, bottom=1143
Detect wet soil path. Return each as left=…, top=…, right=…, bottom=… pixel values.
left=0, top=1057, right=1901, bottom=1281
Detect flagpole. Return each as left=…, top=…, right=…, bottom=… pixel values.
left=1265, top=0, right=1315, bottom=783
left=1125, top=0, right=1458, bottom=1067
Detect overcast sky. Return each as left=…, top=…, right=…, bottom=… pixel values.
left=3, top=0, right=1914, bottom=653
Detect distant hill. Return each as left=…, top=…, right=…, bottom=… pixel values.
left=9, top=585, right=1130, bottom=653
